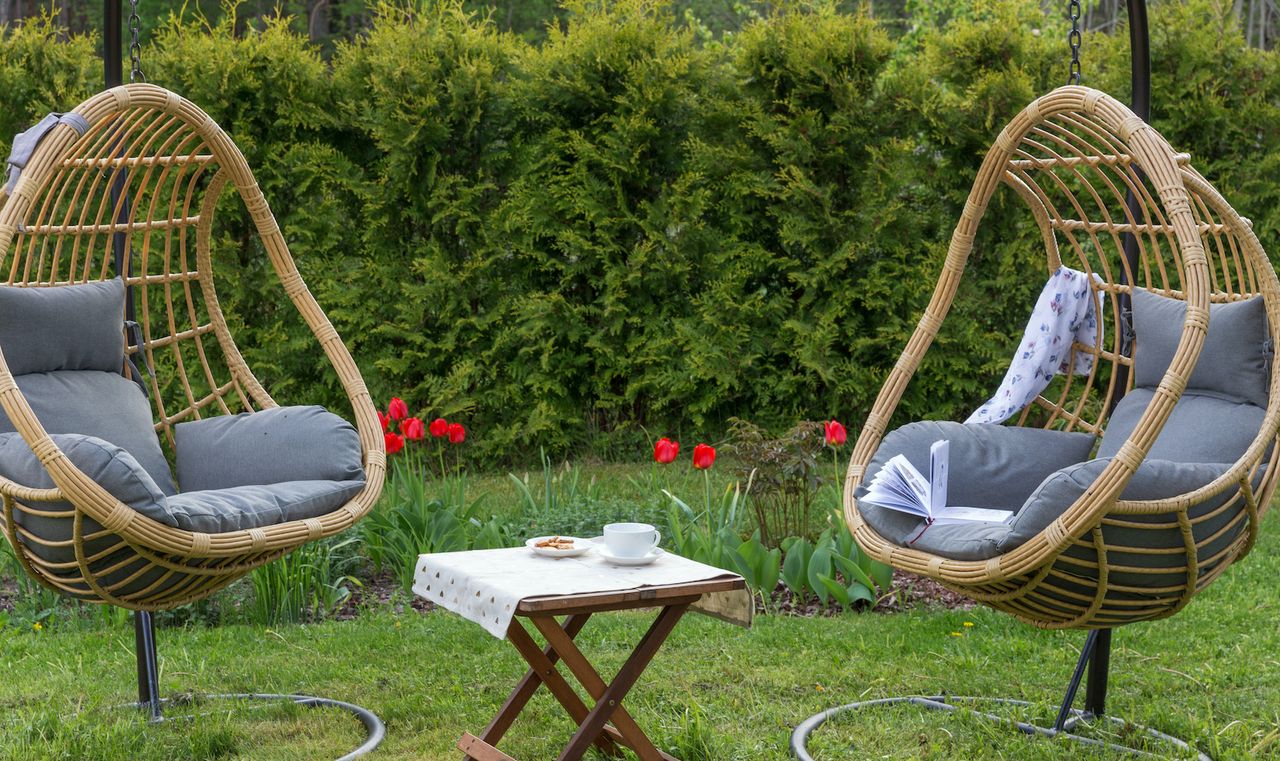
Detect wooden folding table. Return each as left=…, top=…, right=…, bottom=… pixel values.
left=415, top=549, right=747, bottom=761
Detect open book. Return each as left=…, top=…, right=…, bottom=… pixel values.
left=863, top=440, right=1014, bottom=529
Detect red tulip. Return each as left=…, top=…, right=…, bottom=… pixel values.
left=403, top=417, right=425, bottom=441
left=378, top=410, right=390, bottom=432
left=653, top=437, right=679, bottom=464
left=447, top=423, right=466, bottom=444
left=384, top=432, right=405, bottom=455
left=429, top=417, right=448, bottom=438
left=388, top=397, right=409, bottom=421
left=692, top=443, right=715, bottom=470
left=824, top=420, right=847, bottom=447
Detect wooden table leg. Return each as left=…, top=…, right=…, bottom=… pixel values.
left=532, top=615, right=680, bottom=761
left=555, top=602, right=691, bottom=761
left=458, top=732, right=518, bottom=761
left=461, top=613, right=592, bottom=761
left=505, top=618, right=625, bottom=758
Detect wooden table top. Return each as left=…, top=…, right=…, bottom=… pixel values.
left=516, top=576, right=746, bottom=616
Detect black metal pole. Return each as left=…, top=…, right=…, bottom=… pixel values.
left=1053, top=629, right=1098, bottom=730
left=1108, top=0, right=1151, bottom=416
left=107, top=0, right=156, bottom=719
left=1084, top=628, right=1111, bottom=716
left=1127, top=0, right=1151, bottom=121
left=134, top=610, right=161, bottom=720
left=104, top=0, right=123, bottom=89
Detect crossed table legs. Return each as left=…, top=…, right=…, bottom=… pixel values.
left=458, top=597, right=699, bottom=761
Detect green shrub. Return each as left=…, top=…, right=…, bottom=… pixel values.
left=5, top=0, right=1280, bottom=464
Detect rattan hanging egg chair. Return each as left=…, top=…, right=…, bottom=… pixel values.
left=845, top=85, right=1279, bottom=629
left=0, top=83, right=386, bottom=754
left=793, top=85, right=1280, bottom=760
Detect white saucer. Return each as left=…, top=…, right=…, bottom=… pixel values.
left=526, top=536, right=594, bottom=558
left=597, top=546, right=665, bottom=566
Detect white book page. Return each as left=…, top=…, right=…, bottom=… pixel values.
left=929, top=439, right=948, bottom=515
left=863, top=455, right=931, bottom=517
left=932, top=505, right=1015, bottom=524
left=891, top=455, right=931, bottom=510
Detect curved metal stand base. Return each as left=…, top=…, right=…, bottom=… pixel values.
left=128, top=692, right=385, bottom=761
left=790, top=695, right=1210, bottom=761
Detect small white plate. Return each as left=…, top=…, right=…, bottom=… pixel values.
left=526, top=536, right=594, bottom=558
left=597, top=546, right=665, bottom=566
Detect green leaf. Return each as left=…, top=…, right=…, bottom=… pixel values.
left=781, top=539, right=813, bottom=597
left=760, top=548, right=781, bottom=597
left=832, top=553, right=874, bottom=591
left=847, top=582, right=876, bottom=606
left=808, top=547, right=832, bottom=605
left=818, top=574, right=851, bottom=608
left=870, top=560, right=894, bottom=593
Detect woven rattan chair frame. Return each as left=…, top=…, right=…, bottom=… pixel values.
left=844, top=86, right=1280, bottom=630
left=0, top=84, right=386, bottom=611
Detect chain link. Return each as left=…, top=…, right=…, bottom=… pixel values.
left=129, top=0, right=145, bottom=83
left=1067, top=0, right=1082, bottom=85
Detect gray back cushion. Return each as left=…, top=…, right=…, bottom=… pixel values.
left=855, top=421, right=1097, bottom=549
left=0, top=371, right=176, bottom=494
left=0, top=279, right=126, bottom=375
left=1131, top=288, right=1269, bottom=407
left=1097, top=388, right=1264, bottom=465
left=175, top=405, right=364, bottom=492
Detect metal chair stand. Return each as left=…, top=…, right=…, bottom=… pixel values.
left=129, top=612, right=386, bottom=761
left=791, top=629, right=1211, bottom=761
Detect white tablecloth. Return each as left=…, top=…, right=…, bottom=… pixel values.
left=413, top=547, right=751, bottom=638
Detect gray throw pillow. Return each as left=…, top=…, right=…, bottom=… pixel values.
left=0, top=432, right=170, bottom=565
left=174, top=405, right=364, bottom=492
left=1097, top=388, right=1264, bottom=465
left=855, top=421, right=1097, bottom=549
left=0, top=371, right=176, bottom=494
left=0, top=279, right=125, bottom=375
left=1013, top=457, right=1246, bottom=594
left=1002, top=457, right=1229, bottom=553
left=864, top=455, right=1236, bottom=567
left=1131, top=288, right=1269, bottom=407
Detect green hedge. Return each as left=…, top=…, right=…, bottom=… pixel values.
left=3, top=1, right=1279, bottom=463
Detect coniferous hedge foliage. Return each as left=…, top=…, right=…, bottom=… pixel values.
left=3, top=0, right=1278, bottom=463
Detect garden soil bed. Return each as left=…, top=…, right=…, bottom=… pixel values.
left=0, top=568, right=972, bottom=620
left=764, top=570, right=975, bottom=618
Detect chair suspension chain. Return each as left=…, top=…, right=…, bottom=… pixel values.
left=1068, top=0, right=1082, bottom=85
left=129, top=0, right=145, bottom=83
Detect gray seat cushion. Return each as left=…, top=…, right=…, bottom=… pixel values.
left=0, top=280, right=126, bottom=375
left=855, top=422, right=1097, bottom=552
left=174, top=405, right=364, bottom=491
left=0, top=371, right=177, bottom=494
left=0, top=432, right=363, bottom=560
left=166, top=480, right=366, bottom=534
left=1131, top=289, right=1269, bottom=408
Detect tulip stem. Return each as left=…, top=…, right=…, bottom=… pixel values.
left=703, top=468, right=712, bottom=522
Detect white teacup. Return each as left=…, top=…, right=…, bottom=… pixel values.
left=603, top=522, right=661, bottom=558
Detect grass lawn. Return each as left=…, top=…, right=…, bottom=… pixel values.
left=0, top=506, right=1276, bottom=760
